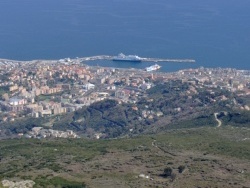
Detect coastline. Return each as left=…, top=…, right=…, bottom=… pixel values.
left=1, top=57, right=249, bottom=72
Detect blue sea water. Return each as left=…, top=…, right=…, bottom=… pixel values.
left=0, top=0, right=250, bottom=71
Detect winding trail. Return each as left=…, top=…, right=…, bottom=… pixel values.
left=214, top=113, right=222, bottom=127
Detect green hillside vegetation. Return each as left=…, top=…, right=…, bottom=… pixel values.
left=0, top=127, right=250, bottom=187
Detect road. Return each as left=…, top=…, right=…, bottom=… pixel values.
left=214, top=113, right=222, bottom=127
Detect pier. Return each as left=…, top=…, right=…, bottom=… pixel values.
left=77, top=55, right=113, bottom=61
left=140, top=57, right=195, bottom=63
left=0, top=55, right=196, bottom=64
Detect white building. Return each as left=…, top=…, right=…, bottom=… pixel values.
left=9, top=97, right=27, bottom=106
left=83, top=83, right=95, bottom=91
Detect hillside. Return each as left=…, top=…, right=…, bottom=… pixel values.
left=0, top=127, right=250, bottom=187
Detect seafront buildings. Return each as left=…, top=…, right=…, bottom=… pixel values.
left=0, top=58, right=250, bottom=123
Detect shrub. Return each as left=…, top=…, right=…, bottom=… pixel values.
left=178, top=165, right=185, bottom=173
left=163, top=167, right=172, bottom=177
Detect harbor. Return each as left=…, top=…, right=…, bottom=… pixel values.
left=0, top=54, right=195, bottom=64
left=78, top=54, right=196, bottom=72
left=77, top=54, right=196, bottom=63
left=0, top=54, right=196, bottom=73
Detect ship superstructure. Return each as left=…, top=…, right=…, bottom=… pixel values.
left=112, top=53, right=142, bottom=62
left=145, top=64, right=161, bottom=72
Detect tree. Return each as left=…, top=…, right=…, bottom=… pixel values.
left=163, top=167, right=173, bottom=177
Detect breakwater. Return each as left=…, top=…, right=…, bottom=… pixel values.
left=0, top=55, right=196, bottom=64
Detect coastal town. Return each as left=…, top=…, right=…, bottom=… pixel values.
left=0, top=58, right=250, bottom=138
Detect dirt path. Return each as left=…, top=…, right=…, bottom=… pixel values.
left=214, top=113, right=222, bottom=127
left=151, top=140, right=158, bottom=148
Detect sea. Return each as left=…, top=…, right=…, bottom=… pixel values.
left=0, top=0, right=250, bottom=72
